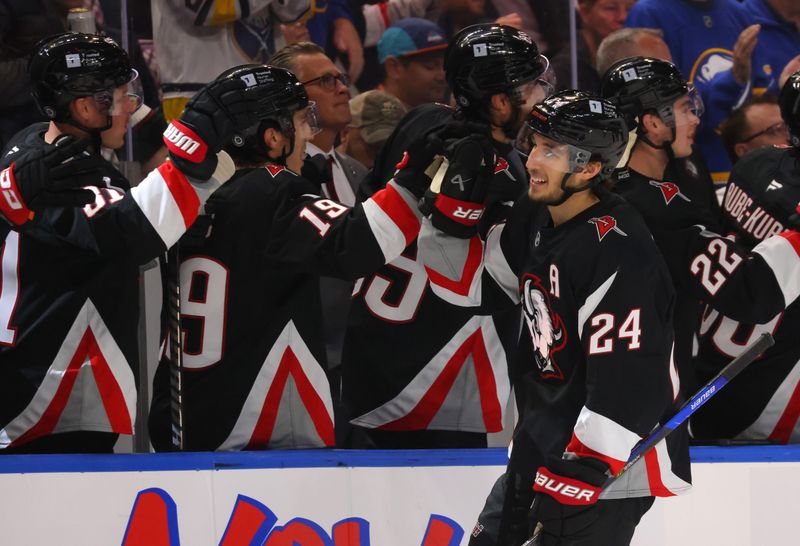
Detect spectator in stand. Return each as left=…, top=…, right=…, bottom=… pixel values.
left=552, top=0, right=633, bottom=92
left=339, top=90, right=405, bottom=170
left=719, top=94, right=789, bottom=165
left=152, top=1, right=314, bottom=123
left=376, top=18, right=448, bottom=111
left=743, top=0, right=800, bottom=95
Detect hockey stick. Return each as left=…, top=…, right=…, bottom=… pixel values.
left=166, top=244, right=184, bottom=451
left=522, top=332, right=775, bottom=546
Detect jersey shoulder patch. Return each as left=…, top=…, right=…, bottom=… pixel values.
left=587, top=215, right=628, bottom=242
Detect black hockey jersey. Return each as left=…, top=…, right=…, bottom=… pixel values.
left=0, top=124, right=224, bottom=449
left=148, top=163, right=423, bottom=451
left=612, top=166, right=799, bottom=393
left=691, top=146, right=800, bottom=442
left=342, top=103, right=526, bottom=435
left=419, top=190, right=691, bottom=498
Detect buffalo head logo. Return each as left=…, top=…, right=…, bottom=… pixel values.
left=522, top=275, right=566, bottom=378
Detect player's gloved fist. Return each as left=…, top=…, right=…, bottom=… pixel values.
left=0, top=136, right=99, bottom=226
left=528, top=457, right=607, bottom=545
left=427, top=134, right=496, bottom=238
left=164, top=76, right=260, bottom=180
left=391, top=128, right=450, bottom=199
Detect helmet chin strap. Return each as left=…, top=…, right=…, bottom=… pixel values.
left=550, top=171, right=598, bottom=206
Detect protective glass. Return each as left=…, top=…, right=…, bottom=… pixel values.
left=527, top=136, right=593, bottom=174
left=92, top=69, right=142, bottom=115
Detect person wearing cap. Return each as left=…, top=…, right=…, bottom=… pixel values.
left=377, top=17, right=448, bottom=110
left=338, top=90, right=405, bottom=170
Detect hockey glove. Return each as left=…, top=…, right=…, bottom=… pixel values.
left=392, top=120, right=492, bottom=199
left=163, top=77, right=260, bottom=180
left=528, top=457, right=608, bottom=546
left=427, top=134, right=496, bottom=238
left=0, top=136, right=99, bottom=226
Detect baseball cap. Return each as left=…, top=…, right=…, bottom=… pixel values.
left=377, top=18, right=448, bottom=64
left=349, top=90, right=406, bottom=145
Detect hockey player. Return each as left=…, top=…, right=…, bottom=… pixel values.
left=690, top=71, right=800, bottom=444
left=418, top=91, right=690, bottom=545
left=601, top=57, right=800, bottom=394
left=147, top=64, right=461, bottom=452
left=340, top=23, right=552, bottom=449
left=0, top=32, right=260, bottom=453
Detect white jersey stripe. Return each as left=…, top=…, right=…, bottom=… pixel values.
left=485, top=224, right=520, bottom=303
left=753, top=232, right=800, bottom=307
left=577, top=271, right=617, bottom=340
left=219, top=320, right=334, bottom=450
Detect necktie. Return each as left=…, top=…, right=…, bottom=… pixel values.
left=323, top=155, right=340, bottom=201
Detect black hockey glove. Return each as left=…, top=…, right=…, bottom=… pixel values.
left=163, top=77, right=260, bottom=180
left=392, top=120, right=492, bottom=200
left=426, top=134, right=496, bottom=239
left=528, top=457, right=608, bottom=546
left=0, top=136, right=100, bottom=226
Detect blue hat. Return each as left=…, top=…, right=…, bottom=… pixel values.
left=377, top=18, right=448, bottom=64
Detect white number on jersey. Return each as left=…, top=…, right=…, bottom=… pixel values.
left=83, top=186, right=125, bottom=218
left=298, top=198, right=349, bottom=237
left=588, top=309, right=642, bottom=355
left=689, top=239, right=743, bottom=296
left=699, top=306, right=781, bottom=359
left=357, top=250, right=428, bottom=323
left=180, top=256, right=229, bottom=369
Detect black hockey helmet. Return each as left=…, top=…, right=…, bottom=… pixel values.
left=779, top=69, right=800, bottom=148
left=445, top=23, right=549, bottom=111
left=219, top=64, right=314, bottom=164
left=527, top=90, right=629, bottom=179
left=29, top=32, right=136, bottom=124
left=600, top=57, right=690, bottom=129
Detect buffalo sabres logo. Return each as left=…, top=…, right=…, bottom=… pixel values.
left=649, top=180, right=691, bottom=205
left=521, top=275, right=566, bottom=378
left=265, top=164, right=287, bottom=177
left=494, top=157, right=516, bottom=181
left=587, top=216, right=627, bottom=241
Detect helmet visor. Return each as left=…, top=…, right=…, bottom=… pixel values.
left=664, top=84, right=704, bottom=128
left=527, top=135, right=593, bottom=174
left=296, top=101, right=322, bottom=140
left=92, top=69, right=142, bottom=115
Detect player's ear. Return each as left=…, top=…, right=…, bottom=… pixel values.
left=579, top=160, right=602, bottom=181
left=734, top=142, right=748, bottom=159
left=263, top=126, right=286, bottom=159
left=69, top=96, right=94, bottom=126
left=489, top=92, right=511, bottom=125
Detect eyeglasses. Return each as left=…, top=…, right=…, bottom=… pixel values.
left=740, top=121, right=789, bottom=143
left=302, top=72, right=350, bottom=91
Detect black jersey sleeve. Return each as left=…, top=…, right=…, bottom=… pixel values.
left=264, top=174, right=424, bottom=280
left=18, top=160, right=231, bottom=265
